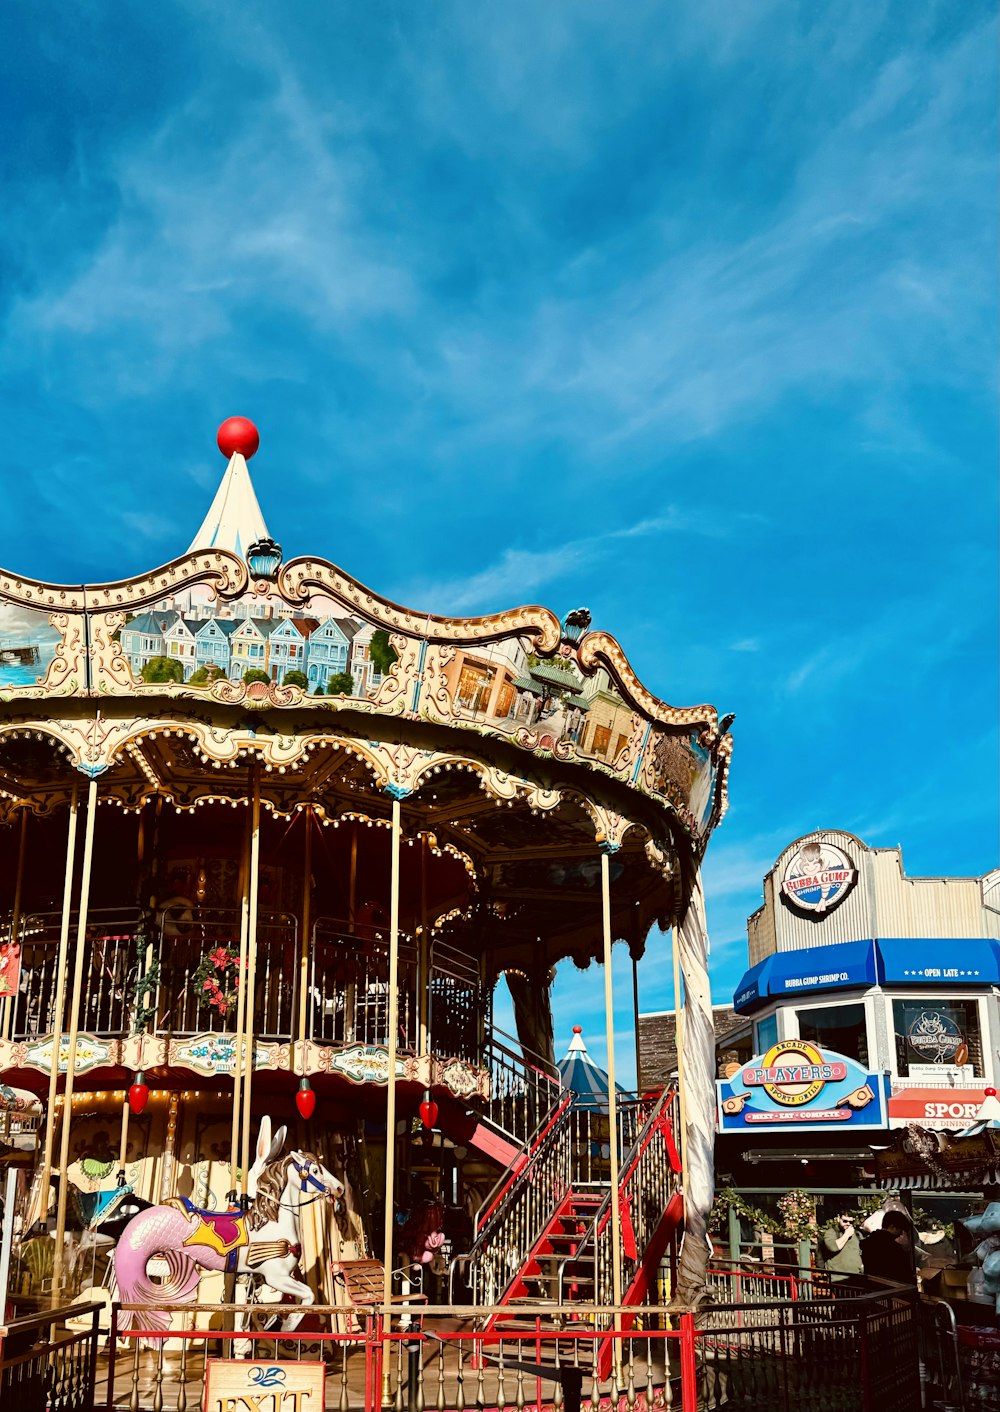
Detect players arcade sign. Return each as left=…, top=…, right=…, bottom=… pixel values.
left=717, top=1040, right=888, bottom=1133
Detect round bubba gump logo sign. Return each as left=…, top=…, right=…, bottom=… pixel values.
left=781, top=838, right=856, bottom=915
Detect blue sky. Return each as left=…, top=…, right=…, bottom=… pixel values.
left=1, top=1, right=996, bottom=1084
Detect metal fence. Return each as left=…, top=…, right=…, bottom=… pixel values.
left=96, top=1282, right=924, bottom=1412
left=0, top=1299, right=103, bottom=1412
left=695, top=1279, right=921, bottom=1412
left=102, top=1303, right=697, bottom=1412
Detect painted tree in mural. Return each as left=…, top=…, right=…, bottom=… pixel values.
left=140, top=656, right=184, bottom=684
left=283, top=670, right=308, bottom=688
left=369, top=629, right=398, bottom=675
left=326, top=671, right=354, bottom=696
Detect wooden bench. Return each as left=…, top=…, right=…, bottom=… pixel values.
left=331, top=1260, right=428, bottom=1314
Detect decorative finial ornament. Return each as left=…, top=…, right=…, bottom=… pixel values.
left=561, top=608, right=592, bottom=644
left=573, top=1025, right=582, bottom=1034
left=217, top=416, right=260, bottom=460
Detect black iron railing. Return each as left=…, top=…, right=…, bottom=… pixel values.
left=696, top=1273, right=921, bottom=1412
left=5, top=907, right=489, bottom=1061
left=0, top=1300, right=102, bottom=1412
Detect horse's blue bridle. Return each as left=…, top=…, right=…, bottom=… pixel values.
left=294, top=1160, right=329, bottom=1196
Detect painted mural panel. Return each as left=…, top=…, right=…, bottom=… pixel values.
left=436, top=633, right=644, bottom=775
left=0, top=602, right=65, bottom=692
left=105, top=581, right=409, bottom=709
left=644, top=725, right=718, bottom=836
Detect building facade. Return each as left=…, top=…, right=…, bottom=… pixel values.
left=715, top=831, right=1000, bottom=1201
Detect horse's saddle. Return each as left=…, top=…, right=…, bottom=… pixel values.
left=70, top=1185, right=135, bottom=1231
left=167, top=1197, right=249, bottom=1256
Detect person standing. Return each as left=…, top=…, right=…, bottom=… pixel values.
left=820, top=1211, right=863, bottom=1279
left=862, top=1211, right=917, bottom=1285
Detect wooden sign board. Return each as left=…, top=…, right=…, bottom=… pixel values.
left=204, top=1359, right=325, bottom=1412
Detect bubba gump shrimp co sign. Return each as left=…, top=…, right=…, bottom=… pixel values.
left=204, top=1361, right=325, bottom=1412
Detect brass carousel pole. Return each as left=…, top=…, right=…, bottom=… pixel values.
left=1, top=807, right=29, bottom=1041
left=600, top=849, right=624, bottom=1354
left=239, top=764, right=263, bottom=1201
left=118, top=804, right=148, bottom=1180
left=418, top=836, right=429, bottom=1060
left=52, top=776, right=99, bottom=1299
left=37, top=784, right=79, bottom=1232
left=229, top=794, right=253, bottom=1198
left=381, top=796, right=402, bottom=1316
left=297, top=805, right=313, bottom=1081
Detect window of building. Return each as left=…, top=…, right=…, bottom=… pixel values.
left=591, top=724, right=612, bottom=756
left=892, top=998, right=983, bottom=1077
left=796, top=1002, right=869, bottom=1066
left=754, top=1013, right=778, bottom=1052
left=457, top=664, right=490, bottom=710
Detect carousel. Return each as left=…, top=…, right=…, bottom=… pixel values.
left=0, top=418, right=731, bottom=1366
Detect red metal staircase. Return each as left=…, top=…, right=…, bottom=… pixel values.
left=459, top=1088, right=684, bottom=1377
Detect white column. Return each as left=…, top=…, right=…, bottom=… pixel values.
left=52, top=776, right=99, bottom=1298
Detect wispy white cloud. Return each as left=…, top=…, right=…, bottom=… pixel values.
left=403, top=509, right=757, bottom=612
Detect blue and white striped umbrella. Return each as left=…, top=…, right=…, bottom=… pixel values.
left=558, top=1027, right=625, bottom=1111
left=959, top=1086, right=1000, bottom=1137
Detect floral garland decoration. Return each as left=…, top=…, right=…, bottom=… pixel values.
left=128, top=912, right=161, bottom=1033
left=708, top=1186, right=781, bottom=1237
left=777, top=1188, right=817, bottom=1243
left=192, top=946, right=244, bottom=1018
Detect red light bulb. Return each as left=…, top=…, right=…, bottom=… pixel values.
left=419, top=1099, right=438, bottom=1130
left=296, top=1077, right=316, bottom=1120
left=128, top=1073, right=149, bottom=1116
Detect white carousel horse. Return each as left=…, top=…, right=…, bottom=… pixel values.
left=115, top=1117, right=344, bottom=1336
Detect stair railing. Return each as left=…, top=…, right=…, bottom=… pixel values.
left=474, top=1089, right=573, bottom=1234
left=594, top=1087, right=681, bottom=1318
left=480, top=1030, right=562, bottom=1146
left=460, top=1097, right=579, bottom=1309
left=558, top=1088, right=681, bottom=1317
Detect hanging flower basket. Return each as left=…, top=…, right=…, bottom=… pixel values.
left=192, top=947, right=244, bottom=1018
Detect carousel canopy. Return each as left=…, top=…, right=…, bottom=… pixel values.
left=0, top=418, right=733, bottom=974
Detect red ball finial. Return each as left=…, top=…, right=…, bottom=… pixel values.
left=986, top=1087, right=997, bottom=1098
left=573, top=1025, right=582, bottom=1034
left=217, top=416, right=260, bottom=460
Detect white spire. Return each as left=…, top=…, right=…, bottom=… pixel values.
left=566, top=1026, right=588, bottom=1055
left=187, top=453, right=271, bottom=558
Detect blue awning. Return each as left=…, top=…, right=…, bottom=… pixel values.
left=733, top=937, right=1000, bottom=1013
left=732, top=940, right=878, bottom=1014
left=876, top=937, right=1000, bottom=986
left=733, top=958, right=769, bottom=1012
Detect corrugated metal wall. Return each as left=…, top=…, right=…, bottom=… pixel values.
left=745, top=831, right=999, bottom=960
